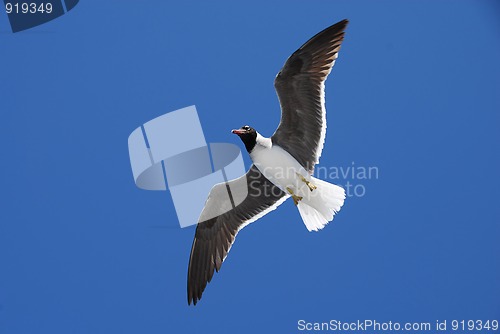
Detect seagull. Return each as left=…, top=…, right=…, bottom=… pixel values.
left=187, top=19, right=349, bottom=305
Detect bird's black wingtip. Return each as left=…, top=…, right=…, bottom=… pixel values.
left=334, top=18, right=349, bottom=30
left=188, top=295, right=197, bottom=306
left=188, top=289, right=200, bottom=306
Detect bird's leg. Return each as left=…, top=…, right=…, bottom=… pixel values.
left=286, top=187, right=303, bottom=206
left=296, top=172, right=317, bottom=192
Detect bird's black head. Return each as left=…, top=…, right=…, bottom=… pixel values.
left=231, top=125, right=257, bottom=153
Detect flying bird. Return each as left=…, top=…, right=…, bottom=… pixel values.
left=187, top=19, right=349, bottom=305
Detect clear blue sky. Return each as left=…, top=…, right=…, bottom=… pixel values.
left=1, top=1, right=499, bottom=333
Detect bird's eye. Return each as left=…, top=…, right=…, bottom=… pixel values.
left=243, top=126, right=250, bottom=130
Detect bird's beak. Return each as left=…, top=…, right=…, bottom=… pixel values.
left=231, top=129, right=244, bottom=135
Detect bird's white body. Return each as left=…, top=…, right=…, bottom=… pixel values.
left=250, top=134, right=308, bottom=193
left=250, top=133, right=345, bottom=231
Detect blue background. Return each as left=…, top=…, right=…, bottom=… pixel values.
left=1, top=1, right=499, bottom=333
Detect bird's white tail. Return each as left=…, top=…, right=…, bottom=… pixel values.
left=297, top=177, right=345, bottom=232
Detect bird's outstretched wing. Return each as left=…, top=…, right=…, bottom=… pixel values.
left=272, top=19, right=349, bottom=172
left=187, top=165, right=288, bottom=305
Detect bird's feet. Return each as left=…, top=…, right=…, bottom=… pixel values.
left=296, top=173, right=317, bottom=192
left=286, top=187, right=303, bottom=206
